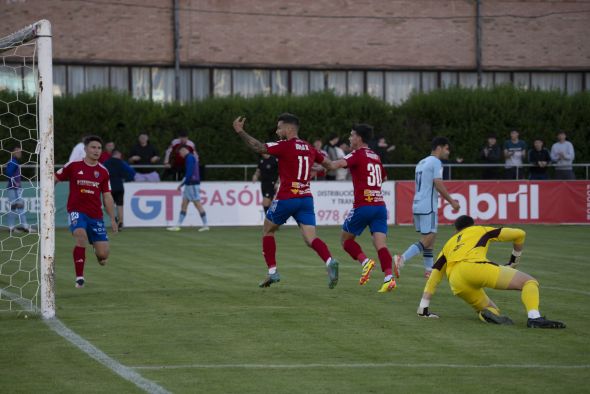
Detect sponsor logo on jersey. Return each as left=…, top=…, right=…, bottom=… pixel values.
left=94, top=171, right=100, bottom=178
left=78, top=170, right=83, bottom=175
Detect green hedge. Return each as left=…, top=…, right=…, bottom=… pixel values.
left=1, top=86, right=589, bottom=180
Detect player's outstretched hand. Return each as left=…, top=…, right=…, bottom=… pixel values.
left=417, top=307, right=439, bottom=318
left=450, top=199, right=460, bottom=211
left=233, top=116, right=246, bottom=133
left=111, top=221, right=119, bottom=233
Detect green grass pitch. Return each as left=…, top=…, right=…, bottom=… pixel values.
left=1, top=225, right=589, bottom=393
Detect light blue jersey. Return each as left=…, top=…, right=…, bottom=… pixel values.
left=413, top=155, right=443, bottom=215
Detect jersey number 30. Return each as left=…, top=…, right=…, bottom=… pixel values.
left=367, top=163, right=382, bottom=186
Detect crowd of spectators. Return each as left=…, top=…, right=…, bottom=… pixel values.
left=62, top=129, right=578, bottom=182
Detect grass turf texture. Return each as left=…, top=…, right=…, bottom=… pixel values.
left=1, top=225, right=589, bottom=393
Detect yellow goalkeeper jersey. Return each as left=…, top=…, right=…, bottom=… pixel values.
left=424, top=226, right=526, bottom=295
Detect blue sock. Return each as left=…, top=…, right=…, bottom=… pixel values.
left=423, top=248, right=434, bottom=271
left=402, top=242, right=424, bottom=263
left=200, top=211, right=208, bottom=226
left=178, top=211, right=186, bottom=225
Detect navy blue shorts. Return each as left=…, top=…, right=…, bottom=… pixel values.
left=68, top=211, right=108, bottom=244
left=266, top=197, right=316, bottom=226
left=342, top=205, right=388, bottom=236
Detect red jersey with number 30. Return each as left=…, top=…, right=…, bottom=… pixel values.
left=265, top=138, right=324, bottom=200
left=55, top=160, right=111, bottom=219
left=344, top=147, right=385, bottom=208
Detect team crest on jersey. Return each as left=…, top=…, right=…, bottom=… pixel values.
left=94, top=170, right=100, bottom=178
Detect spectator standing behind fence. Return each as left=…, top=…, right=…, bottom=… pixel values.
left=128, top=133, right=161, bottom=182
left=5, top=146, right=30, bottom=233
left=99, top=141, right=115, bottom=163
left=503, top=130, right=527, bottom=179
left=324, top=134, right=340, bottom=180
left=104, top=149, right=136, bottom=230
left=550, top=131, right=575, bottom=180
left=479, top=134, right=502, bottom=179
left=163, top=131, right=195, bottom=181
left=528, top=138, right=551, bottom=180
left=335, top=141, right=349, bottom=180
left=370, top=136, right=396, bottom=164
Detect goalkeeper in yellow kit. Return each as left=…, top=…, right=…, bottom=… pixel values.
left=409, top=215, right=565, bottom=328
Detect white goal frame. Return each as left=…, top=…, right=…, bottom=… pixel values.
left=0, top=20, right=55, bottom=319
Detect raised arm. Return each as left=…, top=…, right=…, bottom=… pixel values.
left=321, top=158, right=347, bottom=172
left=416, top=253, right=446, bottom=318
left=232, top=116, right=268, bottom=155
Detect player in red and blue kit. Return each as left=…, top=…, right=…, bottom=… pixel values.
left=232, top=113, right=340, bottom=289
left=327, top=124, right=397, bottom=292
left=55, top=136, right=117, bottom=288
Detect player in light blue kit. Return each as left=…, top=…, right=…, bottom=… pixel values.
left=395, top=137, right=460, bottom=278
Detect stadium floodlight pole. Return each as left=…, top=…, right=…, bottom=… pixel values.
left=37, top=20, right=56, bottom=319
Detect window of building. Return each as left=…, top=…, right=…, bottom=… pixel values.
left=178, top=68, right=191, bottom=102
left=347, top=71, right=364, bottom=95
left=385, top=71, right=420, bottom=104
left=513, top=72, right=530, bottom=89
left=53, top=65, right=66, bottom=96
left=459, top=72, right=478, bottom=88
left=152, top=67, right=175, bottom=102
left=366, top=71, right=384, bottom=99
left=421, top=72, right=438, bottom=92
left=309, top=71, right=325, bottom=92
left=213, top=69, right=231, bottom=97
left=110, top=67, right=129, bottom=92
left=531, top=72, right=565, bottom=91
left=566, top=73, right=583, bottom=95
left=23, top=66, right=36, bottom=96
left=232, top=69, right=270, bottom=97
left=85, top=66, right=109, bottom=90
left=271, top=70, right=288, bottom=95
left=132, top=67, right=151, bottom=100
left=0, top=64, right=21, bottom=92
left=291, top=70, right=309, bottom=96
left=440, top=72, right=458, bottom=88
left=327, top=71, right=346, bottom=95
left=68, top=65, right=85, bottom=95
left=192, top=69, right=210, bottom=100
left=494, top=72, right=511, bottom=86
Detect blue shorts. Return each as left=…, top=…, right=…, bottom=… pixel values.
left=266, top=197, right=316, bottom=226
left=68, top=211, right=108, bottom=244
left=342, top=205, right=388, bottom=236
left=183, top=184, right=201, bottom=202
left=413, top=212, right=438, bottom=234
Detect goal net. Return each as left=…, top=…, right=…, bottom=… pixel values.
left=0, top=20, right=55, bottom=318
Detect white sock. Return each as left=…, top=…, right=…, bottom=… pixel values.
left=384, top=274, right=392, bottom=282
left=528, top=310, right=541, bottom=319
left=268, top=267, right=277, bottom=275
left=325, top=257, right=332, bottom=266
left=362, top=258, right=370, bottom=266
left=419, top=297, right=430, bottom=309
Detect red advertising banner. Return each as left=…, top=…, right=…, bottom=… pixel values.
left=395, top=181, right=590, bottom=224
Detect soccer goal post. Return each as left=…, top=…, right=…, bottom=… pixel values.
left=0, top=20, right=55, bottom=319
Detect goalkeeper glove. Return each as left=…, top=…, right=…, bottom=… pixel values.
left=505, top=249, right=522, bottom=268
left=417, top=307, right=439, bottom=318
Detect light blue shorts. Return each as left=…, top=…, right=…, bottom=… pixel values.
left=183, top=184, right=201, bottom=202
left=413, top=212, right=437, bottom=234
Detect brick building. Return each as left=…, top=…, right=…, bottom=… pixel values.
left=1, top=0, right=590, bottom=103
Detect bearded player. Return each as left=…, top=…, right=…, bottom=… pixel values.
left=232, top=113, right=339, bottom=289
left=326, top=124, right=396, bottom=292
left=55, top=135, right=117, bottom=288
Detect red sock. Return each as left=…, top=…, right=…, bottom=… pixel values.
left=262, top=236, right=277, bottom=269
left=342, top=239, right=367, bottom=264
left=378, top=247, right=393, bottom=277
left=311, top=238, right=332, bottom=263
left=73, top=246, right=86, bottom=277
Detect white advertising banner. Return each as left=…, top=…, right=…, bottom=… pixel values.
left=124, top=181, right=395, bottom=227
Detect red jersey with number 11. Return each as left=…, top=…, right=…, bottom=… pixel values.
left=344, top=147, right=385, bottom=208
left=265, top=138, right=324, bottom=200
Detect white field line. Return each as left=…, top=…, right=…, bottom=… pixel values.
left=45, top=319, right=171, bottom=394
left=131, top=362, right=590, bottom=371
left=1, top=290, right=170, bottom=394
left=542, top=286, right=590, bottom=296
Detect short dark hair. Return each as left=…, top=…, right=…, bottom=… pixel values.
left=431, top=136, right=450, bottom=151
left=454, top=215, right=475, bottom=231
left=352, top=124, right=374, bottom=143
left=178, top=130, right=188, bottom=138
left=83, top=135, right=103, bottom=146
left=277, top=113, right=300, bottom=128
